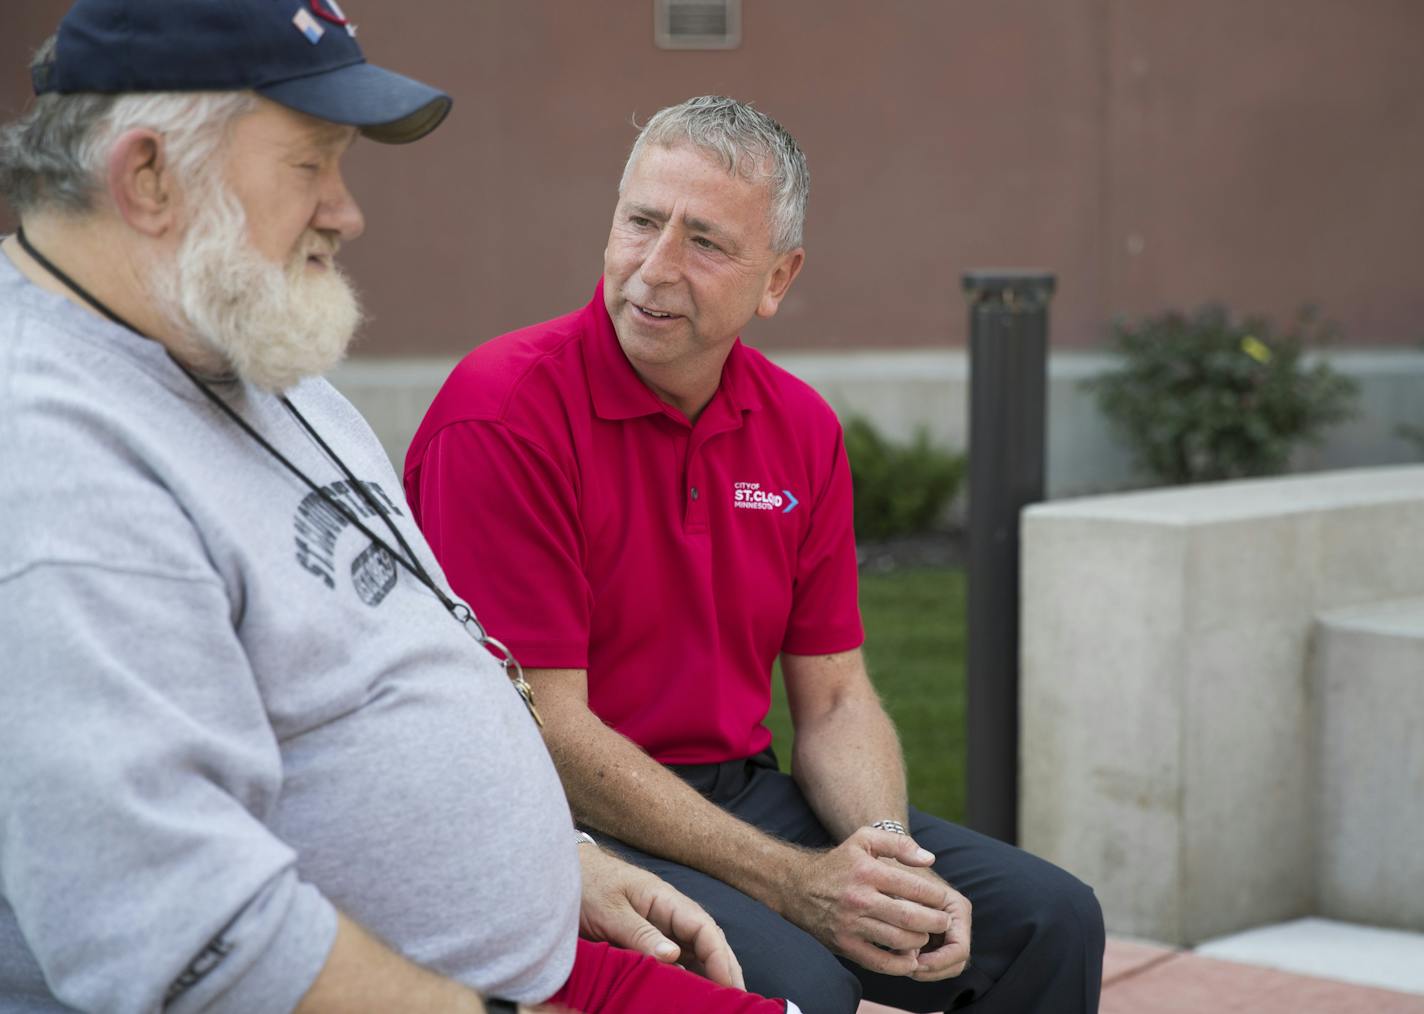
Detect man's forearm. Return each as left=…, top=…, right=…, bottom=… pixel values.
left=296, top=911, right=487, bottom=1014
left=783, top=651, right=910, bottom=843
left=528, top=669, right=809, bottom=914
left=791, top=694, right=908, bottom=841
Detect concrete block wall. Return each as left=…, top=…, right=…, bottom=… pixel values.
left=1019, top=466, right=1424, bottom=945
left=330, top=349, right=1424, bottom=496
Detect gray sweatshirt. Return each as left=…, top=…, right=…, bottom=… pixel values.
left=0, top=253, right=580, bottom=1012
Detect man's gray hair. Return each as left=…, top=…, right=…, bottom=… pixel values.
left=0, top=36, right=256, bottom=215
left=619, top=95, right=809, bottom=253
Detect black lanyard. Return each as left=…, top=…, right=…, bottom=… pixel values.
left=12, top=226, right=542, bottom=725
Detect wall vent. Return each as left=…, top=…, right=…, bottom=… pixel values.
left=655, top=0, right=741, bottom=50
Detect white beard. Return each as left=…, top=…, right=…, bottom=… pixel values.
left=151, top=180, right=364, bottom=392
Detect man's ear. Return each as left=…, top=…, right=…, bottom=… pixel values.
left=755, top=248, right=805, bottom=320
left=104, top=128, right=179, bottom=238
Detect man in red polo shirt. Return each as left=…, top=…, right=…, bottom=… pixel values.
left=406, top=95, right=1104, bottom=1014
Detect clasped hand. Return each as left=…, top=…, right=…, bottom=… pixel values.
left=783, top=827, right=972, bottom=981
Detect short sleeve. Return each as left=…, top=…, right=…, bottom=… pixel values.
left=409, top=420, right=594, bottom=668
left=781, top=425, right=865, bottom=656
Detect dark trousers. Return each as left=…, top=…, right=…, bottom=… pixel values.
left=586, top=750, right=1104, bottom=1014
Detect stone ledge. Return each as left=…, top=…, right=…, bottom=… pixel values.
left=1024, top=465, right=1424, bottom=524
left=1021, top=466, right=1424, bottom=944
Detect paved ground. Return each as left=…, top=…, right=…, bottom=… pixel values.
left=856, top=932, right=1424, bottom=1014
left=1099, top=936, right=1424, bottom=1014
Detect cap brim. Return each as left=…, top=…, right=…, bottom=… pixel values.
left=258, top=61, right=452, bottom=145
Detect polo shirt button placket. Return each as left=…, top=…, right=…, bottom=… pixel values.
left=685, top=470, right=708, bottom=531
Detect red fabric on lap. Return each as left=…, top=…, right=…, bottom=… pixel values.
left=548, top=938, right=787, bottom=1013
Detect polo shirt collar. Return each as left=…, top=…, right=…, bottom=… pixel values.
left=582, top=278, right=763, bottom=425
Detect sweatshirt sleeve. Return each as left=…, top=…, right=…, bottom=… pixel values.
left=0, top=562, right=337, bottom=1014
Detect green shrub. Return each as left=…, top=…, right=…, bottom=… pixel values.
left=843, top=416, right=965, bottom=541
left=1089, top=304, right=1359, bottom=485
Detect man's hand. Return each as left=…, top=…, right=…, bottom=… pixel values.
left=895, top=862, right=972, bottom=981
left=577, top=844, right=745, bottom=990
left=778, top=827, right=965, bottom=978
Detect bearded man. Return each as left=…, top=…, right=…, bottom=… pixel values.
left=0, top=4, right=798, bottom=1013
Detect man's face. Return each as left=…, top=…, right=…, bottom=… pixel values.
left=151, top=99, right=367, bottom=391
left=603, top=142, right=803, bottom=385
left=221, top=99, right=365, bottom=269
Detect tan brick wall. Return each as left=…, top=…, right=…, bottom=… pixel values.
left=4, top=1, right=1423, bottom=354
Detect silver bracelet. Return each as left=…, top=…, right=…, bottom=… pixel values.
left=870, top=819, right=909, bottom=835
left=574, top=830, right=598, bottom=847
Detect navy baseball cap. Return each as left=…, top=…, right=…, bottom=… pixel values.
left=32, top=0, right=452, bottom=144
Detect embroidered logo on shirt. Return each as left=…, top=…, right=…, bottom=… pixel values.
left=733, top=481, right=799, bottom=514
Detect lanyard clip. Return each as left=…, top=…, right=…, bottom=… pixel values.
left=450, top=603, right=543, bottom=728
left=451, top=602, right=488, bottom=642
left=482, top=633, right=545, bottom=729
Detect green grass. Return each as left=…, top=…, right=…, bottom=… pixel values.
left=765, top=566, right=967, bottom=823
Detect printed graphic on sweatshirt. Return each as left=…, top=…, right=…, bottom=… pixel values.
left=294, top=479, right=406, bottom=605
left=165, top=927, right=235, bottom=1003
left=732, top=480, right=800, bottom=514
left=351, top=541, right=398, bottom=606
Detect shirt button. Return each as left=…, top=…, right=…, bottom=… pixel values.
left=690, top=486, right=700, bottom=501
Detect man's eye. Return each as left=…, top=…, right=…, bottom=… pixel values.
left=693, top=237, right=718, bottom=251
left=629, top=216, right=653, bottom=228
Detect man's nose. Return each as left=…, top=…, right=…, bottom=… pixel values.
left=638, top=225, right=682, bottom=286
left=315, top=169, right=365, bottom=242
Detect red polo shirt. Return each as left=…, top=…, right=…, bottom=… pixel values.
left=405, top=281, right=864, bottom=764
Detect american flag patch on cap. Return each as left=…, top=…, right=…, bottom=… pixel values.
left=293, top=7, right=326, bottom=44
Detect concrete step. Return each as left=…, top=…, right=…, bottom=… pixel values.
left=1197, top=918, right=1424, bottom=997
left=1313, top=597, right=1424, bottom=929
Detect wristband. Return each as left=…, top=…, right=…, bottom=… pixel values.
left=870, top=819, right=909, bottom=835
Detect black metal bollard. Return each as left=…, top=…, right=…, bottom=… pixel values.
left=962, top=270, right=1054, bottom=845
